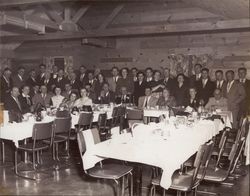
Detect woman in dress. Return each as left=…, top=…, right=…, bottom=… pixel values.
left=60, top=91, right=79, bottom=111
left=172, top=73, right=189, bottom=107
left=50, top=87, right=65, bottom=108
left=74, top=88, right=93, bottom=108
left=157, top=88, right=176, bottom=109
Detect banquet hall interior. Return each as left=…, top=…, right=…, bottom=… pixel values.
left=0, top=0, right=249, bottom=196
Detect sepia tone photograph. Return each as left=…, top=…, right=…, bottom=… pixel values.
left=0, top=0, right=249, bottom=195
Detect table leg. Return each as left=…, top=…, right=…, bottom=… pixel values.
left=0, top=140, right=13, bottom=167
left=134, top=164, right=142, bottom=196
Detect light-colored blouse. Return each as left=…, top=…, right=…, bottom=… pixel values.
left=74, top=97, right=93, bottom=108
left=51, top=95, right=65, bottom=108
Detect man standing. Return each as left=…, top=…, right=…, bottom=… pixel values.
left=4, top=87, right=22, bottom=114
left=196, top=68, right=215, bottom=105
left=107, top=67, right=120, bottom=93
left=0, top=68, right=13, bottom=102
left=133, top=71, right=147, bottom=106
left=237, top=67, right=250, bottom=116
left=189, top=64, right=202, bottom=87
left=214, top=70, right=227, bottom=97
left=12, top=66, right=25, bottom=89
left=78, top=65, right=88, bottom=87
left=225, top=70, right=246, bottom=129
left=161, top=68, right=175, bottom=93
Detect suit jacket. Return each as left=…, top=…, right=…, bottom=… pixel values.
left=36, top=73, right=46, bottom=86
left=138, top=95, right=158, bottom=109
left=97, top=91, right=115, bottom=104
left=26, top=77, right=38, bottom=88
left=32, top=93, right=53, bottom=108
left=69, top=79, right=81, bottom=91
left=196, top=79, right=215, bottom=105
left=107, top=76, right=120, bottom=93
left=236, top=79, right=250, bottom=113
left=4, top=95, right=22, bottom=113
left=185, top=97, right=200, bottom=110
left=19, top=94, right=32, bottom=114
left=161, top=78, right=175, bottom=93
left=116, top=77, right=134, bottom=94
left=133, top=81, right=147, bottom=106
left=54, top=77, right=69, bottom=90
left=42, top=78, right=55, bottom=92
left=215, top=80, right=227, bottom=98
left=115, top=94, right=132, bottom=104
left=0, top=76, right=12, bottom=102
left=205, top=97, right=228, bottom=111
left=12, top=74, right=25, bottom=89
left=172, top=83, right=189, bottom=107
left=189, top=74, right=201, bottom=88
left=78, top=73, right=88, bottom=87
left=226, top=80, right=246, bottom=110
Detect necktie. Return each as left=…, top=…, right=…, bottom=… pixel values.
left=15, top=98, right=22, bottom=111
left=202, top=80, right=206, bottom=88
left=26, top=97, right=31, bottom=105
left=144, top=97, right=148, bottom=108
left=227, top=82, right=232, bottom=93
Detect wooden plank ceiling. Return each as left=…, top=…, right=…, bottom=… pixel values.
left=0, top=0, right=249, bottom=48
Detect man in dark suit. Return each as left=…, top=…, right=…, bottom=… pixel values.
left=78, top=65, right=88, bottom=87
left=226, top=70, right=246, bottom=128
left=133, top=71, right=147, bottom=106
left=69, top=72, right=81, bottom=91
left=214, top=70, right=227, bottom=97
left=115, top=86, right=132, bottom=104
left=189, top=64, right=202, bottom=87
left=1, top=67, right=13, bottom=102
left=36, top=64, right=46, bottom=86
left=237, top=67, right=250, bottom=116
left=145, top=67, right=154, bottom=88
left=32, top=85, right=53, bottom=109
left=97, top=83, right=115, bottom=104
left=4, top=86, right=22, bottom=114
left=42, top=72, right=55, bottom=92
left=196, top=68, right=215, bottom=105
left=26, top=69, right=38, bottom=88
left=12, top=66, right=25, bottom=90
left=107, top=66, right=120, bottom=93
left=19, top=85, right=32, bottom=114
left=54, top=69, right=68, bottom=90
left=161, top=68, right=175, bottom=93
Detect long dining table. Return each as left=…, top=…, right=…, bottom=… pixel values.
left=82, top=116, right=229, bottom=192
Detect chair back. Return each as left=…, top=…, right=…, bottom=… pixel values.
left=126, top=108, right=143, bottom=120
left=215, top=129, right=230, bottom=167
left=228, top=137, right=246, bottom=174
left=54, top=117, right=72, bottom=134
left=98, top=113, right=107, bottom=130
left=77, top=130, right=86, bottom=157
left=190, top=143, right=208, bottom=188
left=197, top=141, right=214, bottom=181
left=32, top=121, right=54, bottom=148
left=235, top=117, right=248, bottom=143
left=78, top=112, right=93, bottom=127
left=56, top=110, right=71, bottom=118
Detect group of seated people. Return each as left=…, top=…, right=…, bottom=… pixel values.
left=1, top=63, right=249, bottom=128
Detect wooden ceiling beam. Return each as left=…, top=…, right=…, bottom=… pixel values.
left=98, top=4, right=124, bottom=30
left=1, top=19, right=250, bottom=43
left=43, top=4, right=63, bottom=24
left=0, top=0, right=73, bottom=7
left=72, top=6, right=90, bottom=23
left=5, top=11, right=60, bottom=30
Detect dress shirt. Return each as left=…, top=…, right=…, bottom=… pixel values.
left=227, top=80, right=234, bottom=93
left=202, top=79, right=208, bottom=88
left=216, top=80, right=223, bottom=89
left=51, top=95, right=65, bottom=108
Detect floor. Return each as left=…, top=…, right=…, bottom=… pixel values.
left=0, top=141, right=249, bottom=196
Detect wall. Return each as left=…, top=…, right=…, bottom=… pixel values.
left=13, top=31, right=250, bottom=79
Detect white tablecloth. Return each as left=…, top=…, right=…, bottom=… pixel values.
left=82, top=118, right=224, bottom=190
left=143, top=109, right=232, bottom=128
left=0, top=110, right=112, bottom=147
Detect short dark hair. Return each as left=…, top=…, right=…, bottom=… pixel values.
left=194, top=64, right=202, bottom=68
left=17, top=66, right=25, bottom=71
left=238, top=67, right=247, bottom=72
left=215, top=70, right=223, bottom=75
left=137, top=71, right=144, bottom=77
left=176, top=73, right=185, bottom=79
left=131, top=67, right=138, bottom=71
left=226, top=70, right=235, bottom=75
left=145, top=67, right=153, bottom=72
left=201, top=68, right=209, bottom=72
left=111, top=66, right=119, bottom=71
left=39, top=64, right=46, bottom=68
left=3, top=67, right=11, bottom=73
